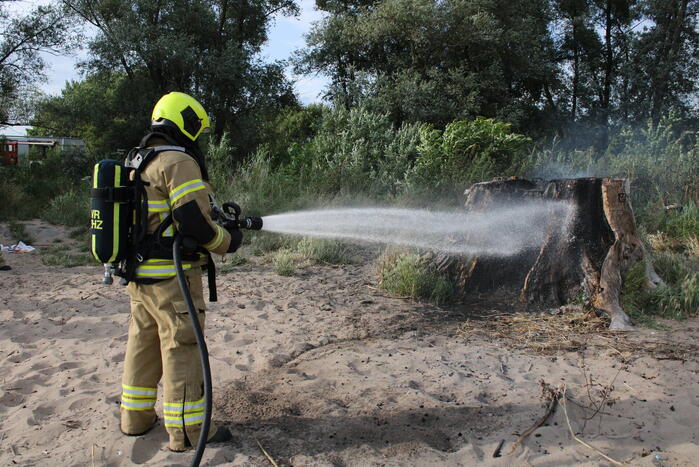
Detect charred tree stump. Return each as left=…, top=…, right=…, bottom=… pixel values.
left=520, top=178, right=614, bottom=309
left=430, top=177, right=663, bottom=330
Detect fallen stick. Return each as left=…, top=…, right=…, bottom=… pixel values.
left=493, top=439, right=505, bottom=457
left=507, top=383, right=560, bottom=455
left=255, top=438, right=279, bottom=467
left=561, top=386, right=628, bottom=467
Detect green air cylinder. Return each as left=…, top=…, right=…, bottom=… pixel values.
left=90, top=160, right=131, bottom=264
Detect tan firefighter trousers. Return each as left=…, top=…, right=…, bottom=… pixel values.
left=121, top=267, right=216, bottom=451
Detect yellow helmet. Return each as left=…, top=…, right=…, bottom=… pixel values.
left=151, top=92, right=210, bottom=141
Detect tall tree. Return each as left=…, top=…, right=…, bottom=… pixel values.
left=552, top=0, right=598, bottom=121
left=61, top=0, right=298, bottom=145
left=0, top=1, right=74, bottom=127
left=636, top=0, right=698, bottom=123
left=30, top=71, right=153, bottom=155
left=297, top=0, right=558, bottom=132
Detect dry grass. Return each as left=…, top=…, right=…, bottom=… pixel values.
left=647, top=232, right=682, bottom=252
left=459, top=306, right=611, bottom=353
left=648, top=232, right=699, bottom=258
left=685, top=235, right=699, bottom=258
left=458, top=305, right=699, bottom=361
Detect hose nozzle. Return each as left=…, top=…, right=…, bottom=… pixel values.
left=238, top=216, right=263, bottom=230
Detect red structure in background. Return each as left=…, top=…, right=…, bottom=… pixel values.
left=0, top=137, right=81, bottom=166
left=1, top=141, right=19, bottom=165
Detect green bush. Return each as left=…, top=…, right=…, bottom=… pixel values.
left=211, top=106, right=426, bottom=215
left=41, top=246, right=93, bottom=268
left=623, top=253, right=699, bottom=325
left=0, top=179, right=36, bottom=220
left=376, top=249, right=454, bottom=305
left=663, top=202, right=699, bottom=240
left=524, top=114, right=699, bottom=231
left=257, top=105, right=326, bottom=167
left=218, top=254, right=248, bottom=274
left=0, top=148, right=95, bottom=223
left=296, top=237, right=354, bottom=265
left=248, top=231, right=299, bottom=256
left=272, top=249, right=297, bottom=276
left=652, top=250, right=699, bottom=285
left=654, top=273, right=699, bottom=320
left=407, top=117, right=531, bottom=198
left=7, top=221, right=35, bottom=244
left=42, top=187, right=90, bottom=227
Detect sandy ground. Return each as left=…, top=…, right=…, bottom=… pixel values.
left=0, top=221, right=698, bottom=467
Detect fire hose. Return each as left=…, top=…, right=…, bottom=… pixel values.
left=173, top=203, right=262, bottom=467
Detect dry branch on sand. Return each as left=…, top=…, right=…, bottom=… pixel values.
left=507, top=378, right=628, bottom=466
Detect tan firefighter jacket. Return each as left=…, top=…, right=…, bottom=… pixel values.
left=133, top=137, right=231, bottom=283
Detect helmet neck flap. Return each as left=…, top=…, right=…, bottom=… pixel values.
left=140, top=127, right=210, bottom=181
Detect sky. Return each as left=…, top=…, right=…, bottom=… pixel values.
left=4, top=0, right=329, bottom=136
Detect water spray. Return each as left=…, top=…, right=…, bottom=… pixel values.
left=257, top=200, right=574, bottom=257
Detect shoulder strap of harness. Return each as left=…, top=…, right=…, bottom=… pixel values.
left=125, top=145, right=186, bottom=172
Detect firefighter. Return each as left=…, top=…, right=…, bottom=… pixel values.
left=120, top=92, right=241, bottom=451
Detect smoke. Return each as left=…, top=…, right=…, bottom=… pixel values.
left=262, top=200, right=575, bottom=257
left=529, top=162, right=596, bottom=180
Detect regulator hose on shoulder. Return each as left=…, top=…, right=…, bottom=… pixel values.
left=173, top=235, right=212, bottom=467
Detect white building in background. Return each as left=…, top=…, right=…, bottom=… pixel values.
left=0, top=135, right=86, bottom=166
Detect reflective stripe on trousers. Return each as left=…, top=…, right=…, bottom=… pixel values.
left=163, top=397, right=206, bottom=427
left=121, top=384, right=157, bottom=411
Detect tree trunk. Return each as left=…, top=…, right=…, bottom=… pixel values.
left=428, top=177, right=664, bottom=330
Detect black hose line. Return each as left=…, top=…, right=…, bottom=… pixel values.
left=173, top=235, right=212, bottom=467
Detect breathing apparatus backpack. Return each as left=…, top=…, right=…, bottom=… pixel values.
left=90, top=145, right=195, bottom=286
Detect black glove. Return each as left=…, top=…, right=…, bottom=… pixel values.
left=226, top=227, right=243, bottom=253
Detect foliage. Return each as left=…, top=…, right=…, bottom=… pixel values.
left=0, top=176, right=36, bottom=219
left=524, top=114, right=699, bottom=225
left=7, top=221, right=35, bottom=244
left=0, top=149, right=94, bottom=223
left=58, top=0, right=297, bottom=157
left=42, top=187, right=90, bottom=227
left=296, top=237, right=354, bottom=265
left=407, top=118, right=531, bottom=198
left=218, top=254, right=248, bottom=274
left=257, top=104, right=326, bottom=167
left=652, top=250, right=699, bottom=286
left=30, top=72, right=152, bottom=157
left=653, top=273, right=699, bottom=320
left=626, top=0, right=699, bottom=123
left=40, top=246, right=93, bottom=267
left=297, top=0, right=698, bottom=138
left=376, top=249, right=454, bottom=305
left=248, top=231, right=299, bottom=256
left=272, top=249, right=297, bottom=276
left=663, top=202, right=699, bottom=240
left=0, top=2, right=74, bottom=126
left=297, top=0, right=556, bottom=131
left=212, top=106, right=426, bottom=213
left=623, top=249, right=699, bottom=325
